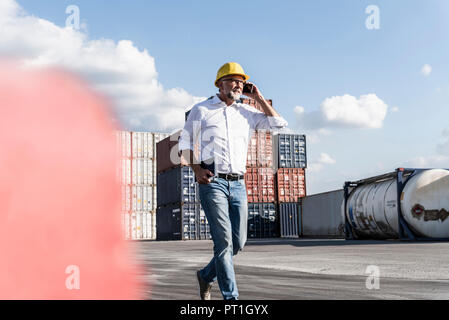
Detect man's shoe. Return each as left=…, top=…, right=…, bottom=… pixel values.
left=196, top=270, right=212, bottom=300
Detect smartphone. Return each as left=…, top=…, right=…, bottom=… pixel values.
left=243, top=83, right=254, bottom=94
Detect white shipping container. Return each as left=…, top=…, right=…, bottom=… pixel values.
left=148, top=133, right=155, bottom=159
left=130, top=212, right=137, bottom=239
left=138, top=132, right=144, bottom=158
left=152, top=156, right=157, bottom=185
left=147, top=159, right=156, bottom=185
left=131, top=158, right=156, bottom=185
left=144, top=186, right=154, bottom=211
left=122, top=211, right=156, bottom=240
left=132, top=132, right=137, bottom=158
left=147, top=211, right=157, bottom=239
left=132, top=185, right=157, bottom=212
left=122, top=212, right=131, bottom=240
left=116, top=131, right=172, bottom=159
left=142, top=212, right=148, bottom=239
left=132, top=132, right=151, bottom=158
left=147, top=186, right=153, bottom=211
left=143, top=211, right=156, bottom=239
left=143, top=160, right=148, bottom=184
left=121, top=159, right=131, bottom=185
left=116, top=131, right=169, bottom=240
left=132, top=186, right=142, bottom=211
left=132, top=159, right=140, bottom=185
left=121, top=185, right=128, bottom=211
left=148, top=185, right=157, bottom=211
left=119, top=131, right=131, bottom=158
left=152, top=211, right=157, bottom=239
left=153, top=185, right=158, bottom=210
left=143, top=159, right=149, bottom=185
left=143, top=132, right=148, bottom=158
left=142, top=185, right=148, bottom=211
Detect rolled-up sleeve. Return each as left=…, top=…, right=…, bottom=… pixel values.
left=266, top=116, right=288, bottom=129
left=249, top=108, right=288, bottom=130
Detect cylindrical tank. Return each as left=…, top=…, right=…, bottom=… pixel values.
left=344, top=169, right=449, bottom=239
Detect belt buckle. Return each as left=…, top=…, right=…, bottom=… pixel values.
left=227, top=173, right=238, bottom=180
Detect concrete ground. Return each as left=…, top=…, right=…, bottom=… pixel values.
left=132, top=238, right=449, bottom=300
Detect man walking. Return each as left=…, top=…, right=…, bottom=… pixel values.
left=178, top=62, right=288, bottom=300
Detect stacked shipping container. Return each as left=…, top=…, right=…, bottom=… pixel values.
left=116, top=131, right=169, bottom=240
left=243, top=98, right=308, bottom=239
left=274, top=133, right=307, bottom=238
left=244, top=128, right=279, bottom=239
left=155, top=133, right=211, bottom=240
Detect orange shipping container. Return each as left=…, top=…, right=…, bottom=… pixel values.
left=277, top=168, right=306, bottom=202
left=246, top=130, right=273, bottom=167
left=245, top=167, right=276, bottom=203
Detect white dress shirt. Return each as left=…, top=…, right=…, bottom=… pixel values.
left=178, top=94, right=288, bottom=175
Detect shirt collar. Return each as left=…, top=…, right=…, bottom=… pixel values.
left=211, top=94, right=239, bottom=107
left=211, top=94, right=224, bottom=105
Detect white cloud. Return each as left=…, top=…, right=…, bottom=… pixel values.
left=0, top=0, right=204, bottom=132
left=318, top=128, right=332, bottom=135
left=437, top=126, right=449, bottom=155
left=421, top=64, right=432, bottom=77
left=295, top=94, right=388, bottom=130
left=400, top=126, right=449, bottom=168
left=390, top=106, right=399, bottom=112
left=318, top=153, right=336, bottom=164
left=308, top=153, right=336, bottom=172
left=402, top=155, right=449, bottom=168
left=321, top=94, right=388, bottom=128
left=294, top=106, right=305, bottom=115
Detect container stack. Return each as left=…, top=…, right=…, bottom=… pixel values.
left=245, top=130, right=278, bottom=239
left=155, top=98, right=307, bottom=241
left=156, top=131, right=211, bottom=241
left=274, top=133, right=307, bottom=238
left=240, top=98, right=278, bottom=239
left=116, top=131, right=169, bottom=240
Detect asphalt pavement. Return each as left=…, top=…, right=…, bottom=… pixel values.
left=132, top=238, right=449, bottom=300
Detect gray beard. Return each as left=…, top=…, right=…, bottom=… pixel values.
left=227, top=91, right=241, bottom=102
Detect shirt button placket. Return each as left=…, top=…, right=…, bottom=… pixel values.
left=225, top=106, right=234, bottom=173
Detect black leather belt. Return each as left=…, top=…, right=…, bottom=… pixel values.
left=218, top=173, right=244, bottom=181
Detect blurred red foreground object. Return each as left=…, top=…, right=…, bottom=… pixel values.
left=0, top=61, right=141, bottom=299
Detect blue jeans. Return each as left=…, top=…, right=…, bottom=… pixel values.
left=198, top=177, right=248, bottom=300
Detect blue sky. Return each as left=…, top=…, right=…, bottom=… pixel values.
left=5, top=0, right=449, bottom=194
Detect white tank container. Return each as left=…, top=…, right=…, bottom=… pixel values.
left=345, top=169, right=449, bottom=239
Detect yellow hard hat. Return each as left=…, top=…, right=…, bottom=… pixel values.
left=215, top=62, right=250, bottom=87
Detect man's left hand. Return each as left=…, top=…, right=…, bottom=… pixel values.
left=242, top=82, right=263, bottom=101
